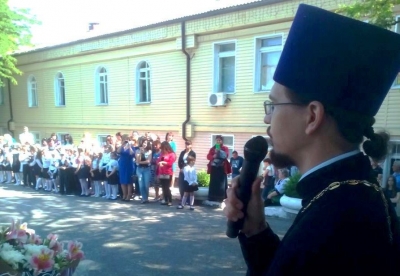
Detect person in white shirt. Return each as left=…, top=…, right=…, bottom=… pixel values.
left=106, top=152, right=119, bottom=200
left=90, top=152, right=102, bottom=197
left=19, top=126, right=35, bottom=145
left=100, top=145, right=112, bottom=198
left=177, top=155, right=198, bottom=210
left=2, top=145, right=12, bottom=183
left=18, top=145, right=32, bottom=187
left=33, top=149, right=44, bottom=190
left=41, top=148, right=52, bottom=191
left=265, top=168, right=290, bottom=206
left=48, top=154, right=59, bottom=193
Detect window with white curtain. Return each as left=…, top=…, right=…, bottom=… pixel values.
left=95, top=67, right=108, bottom=105
left=55, top=72, right=66, bottom=106
left=214, top=42, right=236, bottom=93
left=28, top=76, right=38, bottom=107
left=137, top=61, right=151, bottom=103
left=255, top=35, right=283, bottom=92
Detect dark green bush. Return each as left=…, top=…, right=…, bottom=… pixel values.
left=283, top=172, right=302, bottom=198
left=197, top=169, right=210, bottom=187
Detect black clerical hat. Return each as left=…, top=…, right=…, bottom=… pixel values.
left=273, top=4, right=400, bottom=116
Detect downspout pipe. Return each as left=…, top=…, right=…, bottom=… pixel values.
left=7, top=79, right=14, bottom=137
left=181, top=20, right=191, bottom=142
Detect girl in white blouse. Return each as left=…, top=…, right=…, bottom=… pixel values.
left=177, top=155, right=198, bottom=210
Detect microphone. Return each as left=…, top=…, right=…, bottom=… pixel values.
left=226, top=135, right=268, bottom=238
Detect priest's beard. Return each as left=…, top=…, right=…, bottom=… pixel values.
left=269, top=149, right=296, bottom=169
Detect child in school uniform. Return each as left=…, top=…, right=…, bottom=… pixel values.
left=41, top=148, right=52, bottom=191
left=48, top=155, right=59, bottom=193
left=90, top=152, right=102, bottom=197
left=2, top=146, right=12, bottom=183
left=0, top=148, right=5, bottom=183
left=106, top=152, right=119, bottom=200
left=100, top=145, right=112, bottom=198
left=177, top=155, right=198, bottom=210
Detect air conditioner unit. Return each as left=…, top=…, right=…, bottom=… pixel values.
left=208, top=92, right=227, bottom=107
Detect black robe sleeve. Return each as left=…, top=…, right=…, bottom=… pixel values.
left=238, top=227, right=281, bottom=275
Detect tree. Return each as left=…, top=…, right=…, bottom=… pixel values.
left=0, top=0, right=38, bottom=86
left=337, top=0, right=400, bottom=29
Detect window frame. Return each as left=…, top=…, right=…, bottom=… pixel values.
left=57, top=132, right=70, bottom=143
left=97, top=134, right=109, bottom=147
left=391, top=16, right=400, bottom=89
left=27, top=75, right=38, bottom=108
left=213, top=41, right=237, bottom=94
left=211, top=134, right=235, bottom=158
left=136, top=61, right=152, bottom=104
left=395, top=15, right=400, bottom=34
left=54, top=72, right=66, bottom=107
left=30, top=131, right=41, bottom=145
left=95, top=66, right=109, bottom=105
left=253, top=34, right=283, bottom=93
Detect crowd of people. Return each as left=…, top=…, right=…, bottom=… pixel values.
left=0, top=127, right=202, bottom=210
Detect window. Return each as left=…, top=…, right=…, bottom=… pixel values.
left=392, top=18, right=400, bottom=89
left=28, top=76, right=38, bottom=107
left=0, top=85, right=4, bottom=105
left=214, top=42, right=236, bottom=93
left=57, top=133, right=69, bottom=142
left=97, top=134, right=108, bottom=146
left=95, top=67, right=108, bottom=105
left=211, top=134, right=234, bottom=157
left=55, top=73, right=66, bottom=106
left=255, top=35, right=283, bottom=92
left=137, top=61, right=151, bottom=103
left=392, top=72, right=400, bottom=89
left=30, top=131, right=41, bottom=144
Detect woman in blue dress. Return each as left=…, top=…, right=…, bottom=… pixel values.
left=117, top=140, right=135, bottom=201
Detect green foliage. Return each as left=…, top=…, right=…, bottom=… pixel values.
left=0, top=0, right=40, bottom=86
left=336, top=0, right=400, bottom=29
left=283, top=172, right=302, bottom=198
left=197, top=169, right=210, bottom=187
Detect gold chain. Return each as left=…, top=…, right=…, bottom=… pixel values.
left=300, top=180, right=393, bottom=244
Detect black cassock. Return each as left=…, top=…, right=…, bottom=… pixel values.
left=239, top=153, right=400, bottom=276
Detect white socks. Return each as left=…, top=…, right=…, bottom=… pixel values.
left=111, top=185, right=118, bottom=199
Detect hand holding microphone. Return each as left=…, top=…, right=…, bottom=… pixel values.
left=225, top=136, right=268, bottom=238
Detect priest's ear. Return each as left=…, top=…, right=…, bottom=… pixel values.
left=304, top=101, right=327, bottom=135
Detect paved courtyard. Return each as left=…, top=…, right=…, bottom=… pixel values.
left=0, top=184, right=293, bottom=276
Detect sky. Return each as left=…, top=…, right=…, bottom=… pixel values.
left=8, top=0, right=257, bottom=47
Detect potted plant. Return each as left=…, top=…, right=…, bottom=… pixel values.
left=195, top=169, right=210, bottom=200
left=280, top=172, right=303, bottom=214
left=0, top=219, right=84, bottom=276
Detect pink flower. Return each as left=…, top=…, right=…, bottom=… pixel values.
left=28, top=234, right=43, bottom=245
left=50, top=241, right=63, bottom=254
left=20, top=222, right=36, bottom=235
left=30, top=247, right=54, bottom=273
left=47, top=233, right=58, bottom=241
left=67, top=241, right=84, bottom=261
left=45, top=234, right=63, bottom=253
left=6, top=219, right=27, bottom=244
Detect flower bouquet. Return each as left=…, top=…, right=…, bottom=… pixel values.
left=0, top=219, right=84, bottom=276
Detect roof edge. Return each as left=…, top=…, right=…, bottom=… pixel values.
left=14, top=0, right=288, bottom=56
